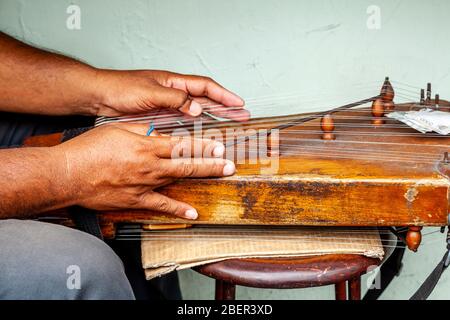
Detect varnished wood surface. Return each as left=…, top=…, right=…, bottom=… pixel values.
left=22, top=132, right=63, bottom=147
left=23, top=101, right=450, bottom=237
left=99, top=103, right=450, bottom=229
left=194, top=254, right=380, bottom=289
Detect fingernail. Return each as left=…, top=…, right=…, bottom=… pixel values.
left=230, top=93, right=245, bottom=106
left=184, top=209, right=198, bottom=220
left=235, top=95, right=245, bottom=106
left=189, top=101, right=202, bottom=116
left=213, top=143, right=225, bottom=157
left=222, top=161, right=236, bottom=176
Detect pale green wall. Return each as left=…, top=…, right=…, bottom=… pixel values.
left=1, top=0, right=449, bottom=299
left=2, top=0, right=450, bottom=117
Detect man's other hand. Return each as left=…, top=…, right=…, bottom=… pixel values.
left=93, top=70, right=250, bottom=121
left=55, top=123, right=235, bottom=220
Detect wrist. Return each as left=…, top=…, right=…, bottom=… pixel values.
left=86, top=68, right=118, bottom=117
left=75, top=66, right=106, bottom=116
left=47, top=145, right=82, bottom=208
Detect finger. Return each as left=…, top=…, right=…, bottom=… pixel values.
left=171, top=75, right=245, bottom=108
left=151, top=85, right=202, bottom=116
left=113, top=120, right=230, bottom=159
left=149, top=136, right=226, bottom=159
left=161, top=158, right=236, bottom=178
left=178, top=99, right=203, bottom=117
left=140, top=192, right=198, bottom=220
left=113, top=123, right=225, bottom=157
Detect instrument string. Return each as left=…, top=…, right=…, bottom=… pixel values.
left=239, top=82, right=382, bottom=102
left=95, top=92, right=435, bottom=131
left=47, top=80, right=450, bottom=249
left=243, top=138, right=444, bottom=154
left=93, top=81, right=449, bottom=164
left=95, top=89, right=384, bottom=126
left=266, top=143, right=441, bottom=159
left=96, top=80, right=429, bottom=126
left=391, top=80, right=423, bottom=90
left=113, top=226, right=444, bottom=250
left=268, top=137, right=448, bottom=151
left=242, top=150, right=438, bottom=164
left=147, top=110, right=449, bottom=134
left=151, top=120, right=446, bottom=133
left=111, top=223, right=443, bottom=249
left=116, top=227, right=399, bottom=236
left=243, top=145, right=442, bottom=162
left=113, top=98, right=440, bottom=133
left=241, top=145, right=442, bottom=163
left=115, top=225, right=409, bottom=232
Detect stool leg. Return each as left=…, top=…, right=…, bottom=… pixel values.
left=348, top=277, right=361, bottom=300
left=215, top=280, right=236, bottom=300
left=335, top=281, right=347, bottom=300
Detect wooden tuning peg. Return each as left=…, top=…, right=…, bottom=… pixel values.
left=426, top=83, right=432, bottom=104
left=371, top=98, right=385, bottom=125
left=420, top=89, right=425, bottom=104
left=380, top=77, right=395, bottom=102
left=406, top=226, right=422, bottom=252
left=384, top=101, right=395, bottom=111
left=435, top=94, right=440, bottom=109
left=321, top=114, right=335, bottom=140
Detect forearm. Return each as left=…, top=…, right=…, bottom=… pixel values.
left=0, top=147, right=74, bottom=218
left=0, top=32, right=102, bottom=116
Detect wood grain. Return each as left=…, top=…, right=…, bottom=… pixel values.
left=22, top=101, right=450, bottom=240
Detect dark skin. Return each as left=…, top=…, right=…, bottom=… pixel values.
left=0, top=32, right=250, bottom=220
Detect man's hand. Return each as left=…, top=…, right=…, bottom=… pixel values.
left=0, top=32, right=249, bottom=121
left=94, top=70, right=250, bottom=121
left=54, top=123, right=235, bottom=219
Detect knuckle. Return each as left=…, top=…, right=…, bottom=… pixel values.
left=201, top=137, right=214, bottom=145
left=202, top=76, right=213, bottom=83
left=136, top=141, right=149, bottom=155
left=171, top=136, right=184, bottom=146
left=146, top=140, right=159, bottom=154
left=175, top=91, right=189, bottom=106
left=126, top=189, right=147, bottom=208
left=127, top=197, right=141, bottom=208
left=180, top=162, right=196, bottom=177
left=211, top=161, right=224, bottom=174
left=172, top=137, right=190, bottom=157
left=158, top=164, right=171, bottom=178
left=203, top=139, right=216, bottom=155
left=155, top=197, right=171, bottom=212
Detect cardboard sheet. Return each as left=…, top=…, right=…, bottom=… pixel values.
left=140, top=226, right=384, bottom=280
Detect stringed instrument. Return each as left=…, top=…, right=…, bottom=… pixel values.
left=24, top=77, right=450, bottom=251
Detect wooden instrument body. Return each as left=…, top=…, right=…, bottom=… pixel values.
left=96, top=104, right=450, bottom=231
left=23, top=93, right=450, bottom=250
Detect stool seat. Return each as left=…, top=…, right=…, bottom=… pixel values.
left=194, top=254, right=380, bottom=300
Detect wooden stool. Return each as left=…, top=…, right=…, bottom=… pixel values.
left=194, top=254, right=380, bottom=300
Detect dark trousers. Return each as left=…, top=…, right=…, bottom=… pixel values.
left=0, top=112, right=181, bottom=300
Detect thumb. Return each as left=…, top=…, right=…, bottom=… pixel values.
left=150, top=85, right=203, bottom=116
